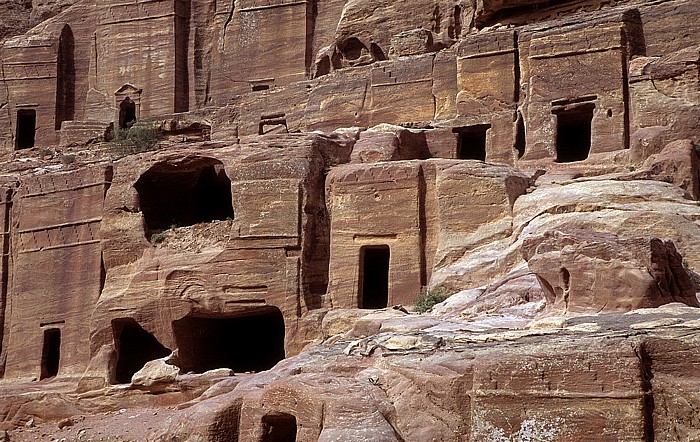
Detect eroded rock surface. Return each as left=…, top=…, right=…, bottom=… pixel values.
left=523, top=230, right=698, bottom=312
left=0, top=0, right=698, bottom=439
left=75, top=305, right=700, bottom=442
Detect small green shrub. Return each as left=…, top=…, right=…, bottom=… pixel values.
left=149, top=232, right=167, bottom=244
left=414, top=287, right=448, bottom=313
left=108, top=119, right=160, bottom=156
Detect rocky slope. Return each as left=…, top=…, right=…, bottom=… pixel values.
left=3, top=302, right=700, bottom=441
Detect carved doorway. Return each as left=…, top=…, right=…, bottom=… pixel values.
left=40, top=328, right=61, bottom=379
left=118, top=98, right=136, bottom=129
left=15, top=109, right=36, bottom=150
left=114, top=84, right=142, bottom=128
left=359, top=245, right=390, bottom=309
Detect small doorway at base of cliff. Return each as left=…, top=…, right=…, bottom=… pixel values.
left=453, top=124, right=490, bottom=161
left=40, top=328, right=61, bottom=379
left=261, top=412, right=297, bottom=442
left=114, top=84, right=142, bottom=130
left=359, top=245, right=390, bottom=309
left=554, top=104, right=594, bottom=163
left=119, top=98, right=137, bottom=129
left=16, top=109, right=36, bottom=150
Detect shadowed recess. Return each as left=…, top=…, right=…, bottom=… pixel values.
left=112, top=318, right=171, bottom=384
left=55, top=24, right=75, bottom=130
left=173, top=307, right=285, bottom=374
left=261, top=412, right=297, bottom=442
left=15, top=109, right=36, bottom=150
left=555, top=104, right=593, bottom=162
left=454, top=125, right=491, bottom=161
left=118, top=98, right=136, bottom=129
left=134, top=158, right=234, bottom=238
left=40, top=328, right=61, bottom=379
left=360, top=245, right=390, bottom=309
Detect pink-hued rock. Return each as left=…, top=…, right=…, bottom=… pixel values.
left=642, top=139, right=700, bottom=199
left=523, top=230, right=698, bottom=312
left=0, top=0, right=700, bottom=439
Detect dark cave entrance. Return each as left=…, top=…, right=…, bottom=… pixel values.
left=454, top=125, right=490, bottom=161
left=359, top=245, right=390, bottom=309
left=112, top=318, right=171, bottom=384
left=118, top=98, right=137, bottom=129
left=134, top=159, right=234, bottom=238
left=339, top=37, right=367, bottom=61
left=15, top=109, right=36, bottom=150
left=555, top=104, right=594, bottom=163
left=261, top=412, right=297, bottom=442
left=172, top=308, right=286, bottom=374
left=40, top=328, right=61, bottom=379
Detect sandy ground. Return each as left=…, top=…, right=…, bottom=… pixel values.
left=6, top=406, right=179, bottom=442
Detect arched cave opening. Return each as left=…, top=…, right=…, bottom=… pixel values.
left=134, top=159, right=234, bottom=238
left=359, top=245, right=390, bottom=309
left=261, top=412, right=297, bottom=442
left=40, top=328, right=61, bottom=379
left=172, top=308, right=286, bottom=374
left=555, top=105, right=593, bottom=163
left=370, top=43, right=387, bottom=61
left=119, top=98, right=137, bottom=129
left=112, top=318, right=171, bottom=384
left=339, top=37, right=366, bottom=61
left=55, top=24, right=75, bottom=130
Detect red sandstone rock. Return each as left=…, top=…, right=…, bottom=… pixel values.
left=150, top=306, right=700, bottom=442
left=523, top=230, right=698, bottom=312
left=642, top=139, right=700, bottom=199
left=0, top=0, right=698, bottom=439
left=349, top=130, right=400, bottom=163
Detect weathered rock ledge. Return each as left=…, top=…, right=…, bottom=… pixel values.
left=2, top=303, right=700, bottom=441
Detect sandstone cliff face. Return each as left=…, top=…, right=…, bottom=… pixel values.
left=0, top=0, right=76, bottom=42
left=523, top=230, right=697, bottom=311
left=0, top=0, right=698, bottom=440
left=0, top=0, right=32, bottom=41
left=69, top=305, right=700, bottom=441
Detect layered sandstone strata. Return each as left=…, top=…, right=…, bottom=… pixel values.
left=0, top=0, right=697, bottom=439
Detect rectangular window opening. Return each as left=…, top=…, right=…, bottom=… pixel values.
left=453, top=124, right=490, bottom=161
